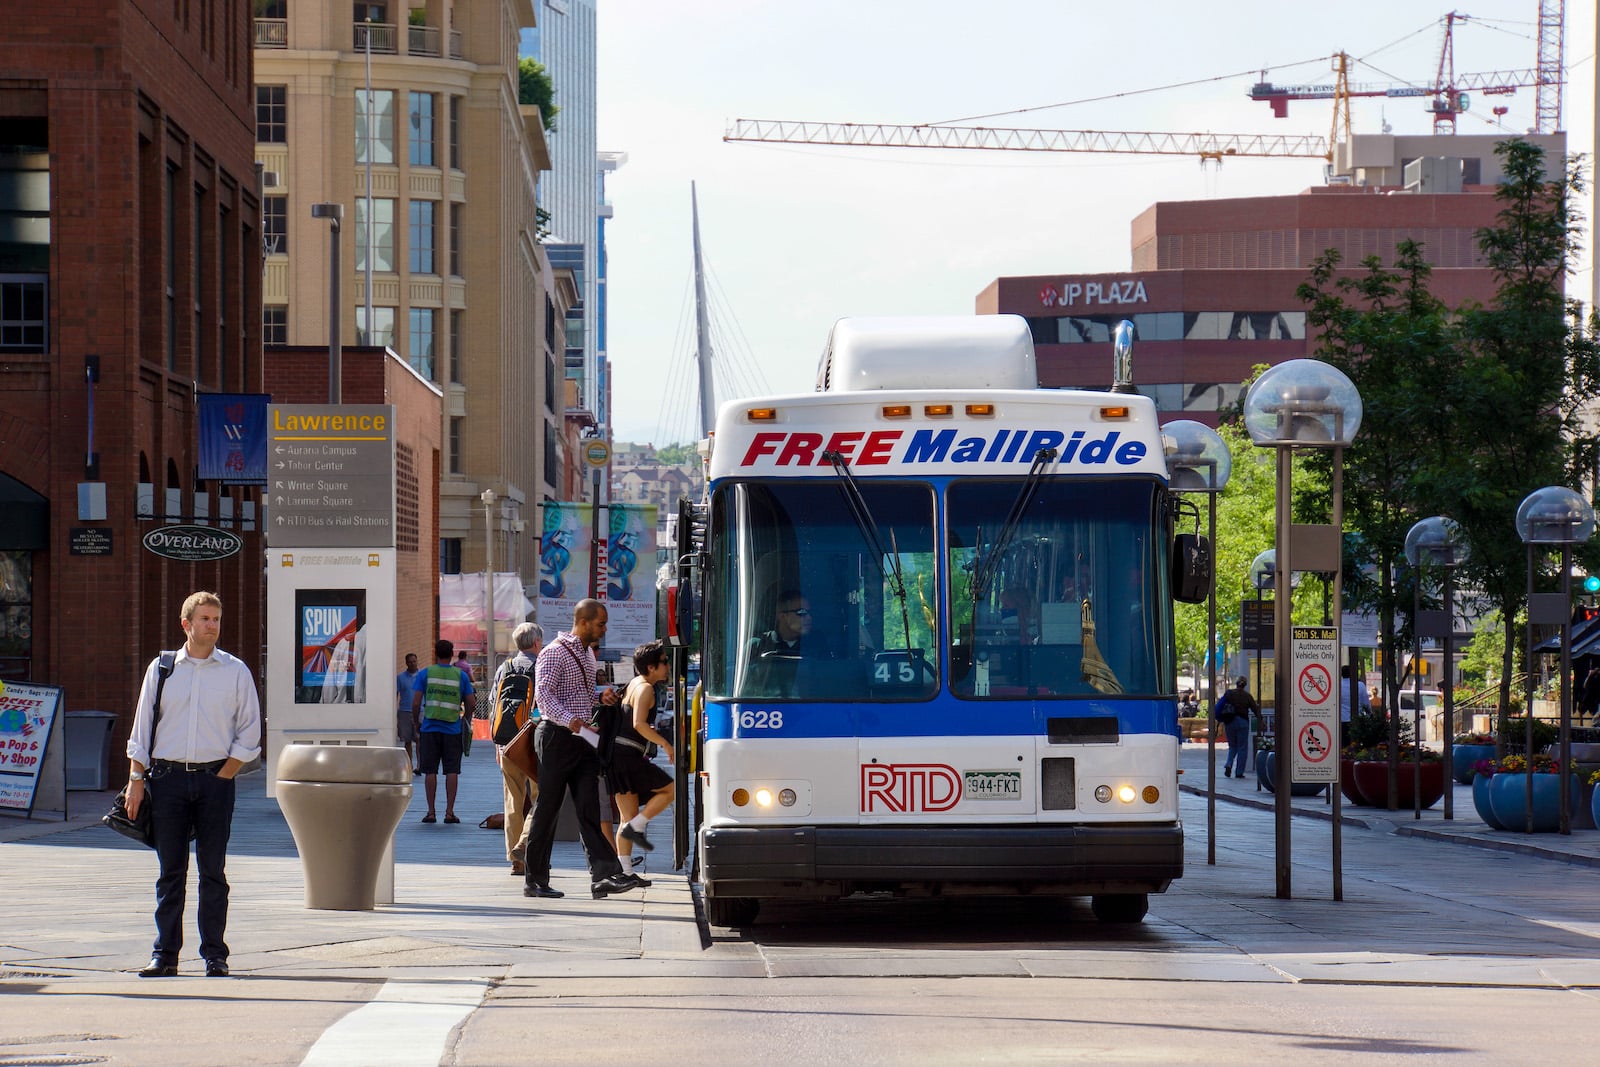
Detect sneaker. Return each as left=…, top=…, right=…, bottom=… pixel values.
left=591, top=874, right=639, bottom=899
left=619, top=823, right=655, bottom=852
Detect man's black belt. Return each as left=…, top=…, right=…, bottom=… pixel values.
left=153, top=758, right=227, bottom=774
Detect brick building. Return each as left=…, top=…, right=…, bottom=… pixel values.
left=978, top=134, right=1566, bottom=421
left=0, top=4, right=264, bottom=775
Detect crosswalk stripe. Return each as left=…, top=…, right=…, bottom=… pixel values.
left=299, top=977, right=489, bottom=1067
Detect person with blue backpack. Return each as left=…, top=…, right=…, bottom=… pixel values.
left=1215, top=676, right=1258, bottom=779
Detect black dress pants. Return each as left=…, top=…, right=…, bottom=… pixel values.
left=524, top=722, right=623, bottom=888
left=149, top=766, right=235, bottom=964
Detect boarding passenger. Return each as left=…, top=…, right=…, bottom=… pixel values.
left=611, top=641, right=676, bottom=870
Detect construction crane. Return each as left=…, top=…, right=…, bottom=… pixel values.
left=1250, top=6, right=1565, bottom=135
left=723, top=120, right=1329, bottom=163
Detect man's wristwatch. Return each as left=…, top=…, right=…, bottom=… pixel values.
left=129, top=771, right=145, bottom=781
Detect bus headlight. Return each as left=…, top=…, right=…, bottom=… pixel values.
left=1117, top=785, right=1136, bottom=804
left=778, top=788, right=797, bottom=806
left=724, top=780, right=812, bottom=816
left=754, top=788, right=773, bottom=807
left=1094, top=785, right=1112, bottom=804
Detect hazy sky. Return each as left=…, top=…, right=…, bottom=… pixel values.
left=595, top=0, right=1597, bottom=446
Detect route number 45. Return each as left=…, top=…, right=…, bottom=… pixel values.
left=738, top=710, right=784, bottom=729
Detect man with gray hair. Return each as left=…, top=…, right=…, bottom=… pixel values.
left=492, top=622, right=543, bottom=874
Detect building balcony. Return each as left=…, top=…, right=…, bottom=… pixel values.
left=408, top=24, right=440, bottom=56
left=254, top=18, right=287, bottom=48
left=354, top=22, right=398, bottom=55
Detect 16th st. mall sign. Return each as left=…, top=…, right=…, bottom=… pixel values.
left=266, top=404, right=394, bottom=548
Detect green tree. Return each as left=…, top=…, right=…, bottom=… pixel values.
left=518, top=58, right=558, bottom=131
left=1432, top=141, right=1600, bottom=717
left=1297, top=240, right=1458, bottom=736
left=655, top=443, right=698, bottom=466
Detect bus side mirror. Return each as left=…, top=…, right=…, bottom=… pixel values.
left=1171, top=533, right=1211, bottom=604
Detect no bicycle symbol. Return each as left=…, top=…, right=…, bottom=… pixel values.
left=1297, top=662, right=1332, bottom=705
left=1298, top=721, right=1333, bottom=765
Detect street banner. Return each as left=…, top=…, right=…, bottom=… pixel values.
left=1288, top=626, right=1339, bottom=784
left=538, top=501, right=595, bottom=637
left=0, top=680, right=64, bottom=814
left=198, top=393, right=268, bottom=484
left=602, top=504, right=659, bottom=653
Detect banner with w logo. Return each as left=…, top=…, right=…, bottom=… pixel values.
left=198, top=393, right=269, bottom=484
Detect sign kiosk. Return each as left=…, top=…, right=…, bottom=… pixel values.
left=264, top=404, right=399, bottom=902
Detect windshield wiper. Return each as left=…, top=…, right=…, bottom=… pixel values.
left=824, top=450, right=915, bottom=653
left=971, top=447, right=1058, bottom=603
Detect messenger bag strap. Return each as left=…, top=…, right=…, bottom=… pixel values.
left=150, top=650, right=176, bottom=755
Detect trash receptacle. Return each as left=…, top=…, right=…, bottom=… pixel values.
left=275, top=745, right=412, bottom=910
left=64, top=710, right=118, bottom=790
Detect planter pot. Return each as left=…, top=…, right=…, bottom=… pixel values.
left=1591, top=782, right=1600, bottom=832
left=1259, top=752, right=1327, bottom=797
left=1577, top=780, right=1597, bottom=832
left=1339, top=757, right=1370, bottom=806
left=1473, top=773, right=1507, bottom=830
left=1452, top=744, right=1496, bottom=786
left=1351, top=760, right=1446, bottom=810
left=1488, top=773, right=1579, bottom=833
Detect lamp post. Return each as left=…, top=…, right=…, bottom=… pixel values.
left=1515, top=486, right=1596, bottom=835
left=309, top=203, right=344, bottom=402
left=482, top=488, right=497, bottom=676
left=1164, top=420, right=1232, bottom=867
left=1404, top=516, right=1469, bottom=820
left=1244, top=359, right=1362, bottom=900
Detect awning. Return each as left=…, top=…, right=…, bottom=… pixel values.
left=1532, top=615, right=1600, bottom=656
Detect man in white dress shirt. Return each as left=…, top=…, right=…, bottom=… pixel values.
left=125, top=591, right=261, bottom=978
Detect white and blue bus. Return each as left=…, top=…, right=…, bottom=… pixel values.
left=674, top=315, right=1208, bottom=927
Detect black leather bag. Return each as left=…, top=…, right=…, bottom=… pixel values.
left=104, top=785, right=154, bottom=847
left=103, top=649, right=176, bottom=848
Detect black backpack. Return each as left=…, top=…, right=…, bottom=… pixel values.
left=492, top=661, right=535, bottom=744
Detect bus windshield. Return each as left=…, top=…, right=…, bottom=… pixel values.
left=947, top=478, right=1167, bottom=699
left=707, top=480, right=938, bottom=702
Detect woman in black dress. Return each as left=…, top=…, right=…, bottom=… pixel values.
left=612, top=641, right=676, bottom=864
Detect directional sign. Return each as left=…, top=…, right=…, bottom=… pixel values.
left=266, top=404, right=395, bottom=548
left=1288, top=625, right=1339, bottom=783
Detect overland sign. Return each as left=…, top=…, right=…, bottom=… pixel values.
left=266, top=404, right=395, bottom=548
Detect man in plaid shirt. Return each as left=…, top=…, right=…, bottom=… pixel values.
left=521, top=599, right=639, bottom=900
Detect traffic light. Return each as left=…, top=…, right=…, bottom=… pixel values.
left=1586, top=575, right=1600, bottom=595
left=1575, top=604, right=1600, bottom=624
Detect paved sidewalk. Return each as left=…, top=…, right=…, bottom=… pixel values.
left=1178, top=739, right=1600, bottom=866
left=0, top=743, right=701, bottom=979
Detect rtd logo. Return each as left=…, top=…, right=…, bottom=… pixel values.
left=861, top=763, right=961, bottom=813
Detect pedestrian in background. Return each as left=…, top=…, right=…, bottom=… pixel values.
left=412, top=639, right=475, bottom=824
left=396, top=652, right=421, bottom=774
left=521, top=599, right=637, bottom=900
left=1339, top=663, right=1370, bottom=750
left=611, top=641, right=676, bottom=871
left=1214, top=677, right=1258, bottom=779
left=125, top=591, right=261, bottom=978
left=1579, top=666, right=1600, bottom=727
left=491, top=622, right=542, bottom=875
left=454, top=650, right=476, bottom=756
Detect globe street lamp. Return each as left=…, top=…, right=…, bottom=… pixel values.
left=1244, top=359, right=1362, bottom=900
left=1164, top=420, right=1232, bottom=866
left=1515, top=486, right=1596, bottom=835
left=1404, top=515, right=1470, bottom=820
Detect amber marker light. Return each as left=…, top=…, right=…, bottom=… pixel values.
left=923, top=403, right=954, bottom=418
left=965, top=403, right=995, bottom=417
left=746, top=407, right=777, bottom=421
left=881, top=404, right=912, bottom=418
left=1099, top=406, right=1131, bottom=419
left=1142, top=785, right=1161, bottom=804
left=731, top=788, right=750, bottom=806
